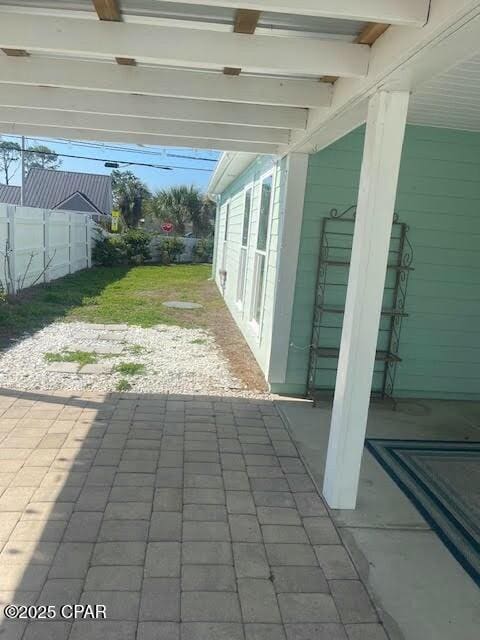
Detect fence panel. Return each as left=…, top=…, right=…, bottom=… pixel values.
left=49, top=209, right=71, bottom=281
left=0, top=204, right=93, bottom=295
left=11, top=206, right=45, bottom=290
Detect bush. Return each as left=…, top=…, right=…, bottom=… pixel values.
left=193, top=237, right=214, bottom=263
left=158, top=237, right=184, bottom=265
left=92, top=235, right=125, bottom=266
left=122, top=229, right=151, bottom=264
left=92, top=230, right=151, bottom=266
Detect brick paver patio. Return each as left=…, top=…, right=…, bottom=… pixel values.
left=0, top=390, right=388, bottom=640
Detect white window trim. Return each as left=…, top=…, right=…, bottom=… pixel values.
left=249, top=169, right=275, bottom=338
left=236, top=183, right=253, bottom=312
left=220, top=199, right=230, bottom=272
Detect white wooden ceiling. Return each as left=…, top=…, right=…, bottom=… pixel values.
left=0, top=0, right=431, bottom=154
left=409, top=53, right=480, bottom=132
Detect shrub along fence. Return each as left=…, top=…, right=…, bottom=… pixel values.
left=0, top=204, right=93, bottom=295
left=92, top=230, right=214, bottom=267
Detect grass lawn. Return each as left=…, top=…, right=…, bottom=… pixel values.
left=0, top=264, right=221, bottom=343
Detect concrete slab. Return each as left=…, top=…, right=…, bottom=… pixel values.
left=92, top=345, right=124, bottom=355
left=46, top=362, right=80, bottom=374
left=97, top=333, right=125, bottom=342
left=341, top=527, right=480, bottom=640
left=79, top=364, right=112, bottom=375
left=278, top=398, right=480, bottom=640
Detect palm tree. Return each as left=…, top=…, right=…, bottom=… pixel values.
left=152, top=185, right=214, bottom=237
left=111, top=170, right=151, bottom=228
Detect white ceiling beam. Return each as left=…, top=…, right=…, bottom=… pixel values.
left=0, top=106, right=289, bottom=144
left=0, top=85, right=305, bottom=130
left=0, top=12, right=369, bottom=78
left=0, top=56, right=331, bottom=109
left=154, top=0, right=430, bottom=27
left=0, top=122, right=278, bottom=154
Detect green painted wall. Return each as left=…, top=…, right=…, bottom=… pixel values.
left=274, top=125, right=480, bottom=399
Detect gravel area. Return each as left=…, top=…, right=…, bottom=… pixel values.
left=0, top=321, right=270, bottom=398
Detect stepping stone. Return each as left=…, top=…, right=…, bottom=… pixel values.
left=93, top=345, right=124, bottom=355
left=104, top=324, right=128, bottom=331
left=163, top=301, right=203, bottom=309
left=84, top=323, right=107, bottom=330
left=97, top=333, right=125, bottom=342
left=47, top=362, right=80, bottom=374
left=79, top=364, right=112, bottom=375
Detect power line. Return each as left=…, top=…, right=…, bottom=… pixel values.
left=167, top=153, right=217, bottom=162
left=22, top=150, right=172, bottom=171
left=43, top=148, right=215, bottom=172
left=15, top=149, right=215, bottom=173
left=3, top=133, right=218, bottom=164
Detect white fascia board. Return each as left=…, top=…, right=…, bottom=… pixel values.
left=208, top=152, right=261, bottom=195
left=282, top=0, right=480, bottom=156
left=155, top=1, right=430, bottom=27
left=0, top=57, right=332, bottom=109
left=0, top=122, right=278, bottom=154
left=0, top=84, right=306, bottom=131
left=0, top=106, right=289, bottom=145
left=0, top=12, right=370, bottom=79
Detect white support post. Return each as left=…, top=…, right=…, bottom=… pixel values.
left=68, top=213, right=72, bottom=274
left=43, top=210, right=50, bottom=283
left=86, top=215, right=92, bottom=269
left=322, top=90, right=410, bottom=510
left=6, top=205, right=16, bottom=295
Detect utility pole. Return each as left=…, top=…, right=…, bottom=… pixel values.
left=20, top=136, right=25, bottom=206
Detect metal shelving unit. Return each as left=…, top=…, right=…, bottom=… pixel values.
left=306, top=206, right=413, bottom=402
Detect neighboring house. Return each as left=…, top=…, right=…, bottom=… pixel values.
left=0, top=169, right=112, bottom=221
left=0, top=183, right=21, bottom=205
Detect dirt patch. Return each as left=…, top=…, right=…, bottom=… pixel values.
left=205, top=297, right=269, bottom=395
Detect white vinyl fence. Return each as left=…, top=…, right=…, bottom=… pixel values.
left=0, top=204, right=93, bottom=295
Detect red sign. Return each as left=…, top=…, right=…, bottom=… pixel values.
left=161, top=222, right=174, bottom=233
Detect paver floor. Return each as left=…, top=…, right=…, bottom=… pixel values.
left=0, top=390, right=388, bottom=640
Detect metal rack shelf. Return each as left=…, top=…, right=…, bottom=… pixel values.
left=313, top=347, right=402, bottom=363
left=323, top=259, right=413, bottom=272
left=317, top=305, right=408, bottom=317
left=306, top=206, right=413, bottom=402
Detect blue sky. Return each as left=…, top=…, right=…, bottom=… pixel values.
left=1, top=133, right=220, bottom=193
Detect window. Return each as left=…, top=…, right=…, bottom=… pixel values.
left=236, top=187, right=252, bottom=305
left=251, top=175, right=273, bottom=327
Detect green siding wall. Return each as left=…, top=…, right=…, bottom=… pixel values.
left=276, top=125, right=480, bottom=400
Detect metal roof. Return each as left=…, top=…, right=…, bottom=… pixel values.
left=24, top=168, right=112, bottom=214
left=0, top=183, right=20, bottom=204
left=0, top=1, right=364, bottom=38
left=0, top=169, right=112, bottom=214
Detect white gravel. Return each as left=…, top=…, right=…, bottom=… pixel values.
left=0, top=321, right=268, bottom=397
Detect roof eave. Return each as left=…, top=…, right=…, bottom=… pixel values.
left=208, top=151, right=261, bottom=196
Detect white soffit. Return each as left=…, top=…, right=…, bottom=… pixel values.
left=409, top=53, right=480, bottom=132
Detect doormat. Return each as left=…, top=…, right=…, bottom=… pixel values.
left=365, top=439, right=480, bottom=586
